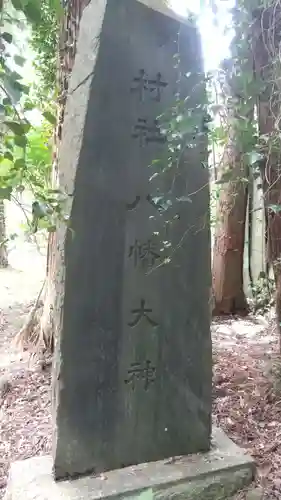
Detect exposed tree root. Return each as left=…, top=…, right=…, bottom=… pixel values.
left=14, top=280, right=50, bottom=358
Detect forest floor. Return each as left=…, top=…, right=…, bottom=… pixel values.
left=213, top=314, right=281, bottom=499
left=0, top=236, right=51, bottom=498
left=0, top=238, right=281, bottom=499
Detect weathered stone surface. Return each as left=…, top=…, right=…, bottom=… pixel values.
left=245, top=487, right=264, bottom=500
left=4, top=428, right=255, bottom=500
left=53, top=0, right=211, bottom=479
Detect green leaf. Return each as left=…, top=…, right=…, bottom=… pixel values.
left=10, top=70, right=22, bottom=82
left=49, top=0, right=63, bottom=17
left=0, top=158, right=13, bottom=176
left=1, top=32, right=13, bottom=44
left=42, top=111, right=56, bottom=125
left=22, top=122, right=31, bottom=133
left=14, top=135, right=28, bottom=148
left=245, top=151, right=264, bottom=166
left=9, top=232, right=18, bottom=240
left=14, top=158, right=26, bottom=170
left=23, top=1, right=41, bottom=23
left=4, top=121, right=26, bottom=136
left=4, top=151, right=13, bottom=161
left=37, top=218, right=51, bottom=230
left=24, top=100, right=35, bottom=111
left=269, top=204, right=281, bottom=214
left=12, top=81, right=29, bottom=94
left=4, top=139, right=14, bottom=150
left=14, top=55, right=25, bottom=67
left=0, top=187, right=12, bottom=200
left=11, top=0, right=23, bottom=9
left=2, top=97, right=11, bottom=106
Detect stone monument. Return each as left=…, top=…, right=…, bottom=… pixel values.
left=53, top=0, right=211, bottom=479
left=4, top=2, right=255, bottom=499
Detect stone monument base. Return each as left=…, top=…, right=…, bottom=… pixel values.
left=4, top=428, right=254, bottom=500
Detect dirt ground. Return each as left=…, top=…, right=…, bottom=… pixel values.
left=0, top=237, right=51, bottom=498
left=0, top=235, right=281, bottom=499
left=213, top=314, right=281, bottom=499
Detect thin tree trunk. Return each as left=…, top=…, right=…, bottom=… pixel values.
left=0, top=200, right=8, bottom=268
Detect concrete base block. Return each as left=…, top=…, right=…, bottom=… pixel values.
left=4, top=428, right=255, bottom=500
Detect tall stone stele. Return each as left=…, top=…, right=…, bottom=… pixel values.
left=52, top=0, right=212, bottom=480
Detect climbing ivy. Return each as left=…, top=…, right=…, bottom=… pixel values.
left=29, top=0, right=60, bottom=102
left=0, top=0, right=66, bottom=234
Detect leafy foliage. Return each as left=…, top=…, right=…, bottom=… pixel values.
left=0, top=0, right=66, bottom=237
left=250, top=272, right=275, bottom=313
left=24, top=123, right=52, bottom=193
left=29, top=0, right=60, bottom=102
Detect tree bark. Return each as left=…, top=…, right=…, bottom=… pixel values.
left=211, top=5, right=256, bottom=317
left=0, top=200, right=8, bottom=268
left=212, top=52, right=251, bottom=316
left=16, top=1, right=89, bottom=353
left=40, top=0, right=88, bottom=350
left=212, top=145, right=249, bottom=315
left=251, top=5, right=281, bottom=349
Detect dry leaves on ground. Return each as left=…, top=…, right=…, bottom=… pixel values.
left=1, top=310, right=281, bottom=500
left=0, top=368, right=51, bottom=498
left=213, top=315, right=281, bottom=499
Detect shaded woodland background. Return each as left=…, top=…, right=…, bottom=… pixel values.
left=2, top=1, right=281, bottom=498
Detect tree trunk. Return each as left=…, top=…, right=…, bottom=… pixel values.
left=212, top=46, right=252, bottom=316
left=212, top=146, right=249, bottom=315
left=251, top=5, right=281, bottom=349
left=39, top=0, right=88, bottom=350
left=0, top=200, right=8, bottom=268
left=16, top=1, right=89, bottom=353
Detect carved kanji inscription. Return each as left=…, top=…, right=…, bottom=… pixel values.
left=131, top=69, right=168, bottom=102
left=128, top=299, right=158, bottom=328
left=125, top=360, right=156, bottom=390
